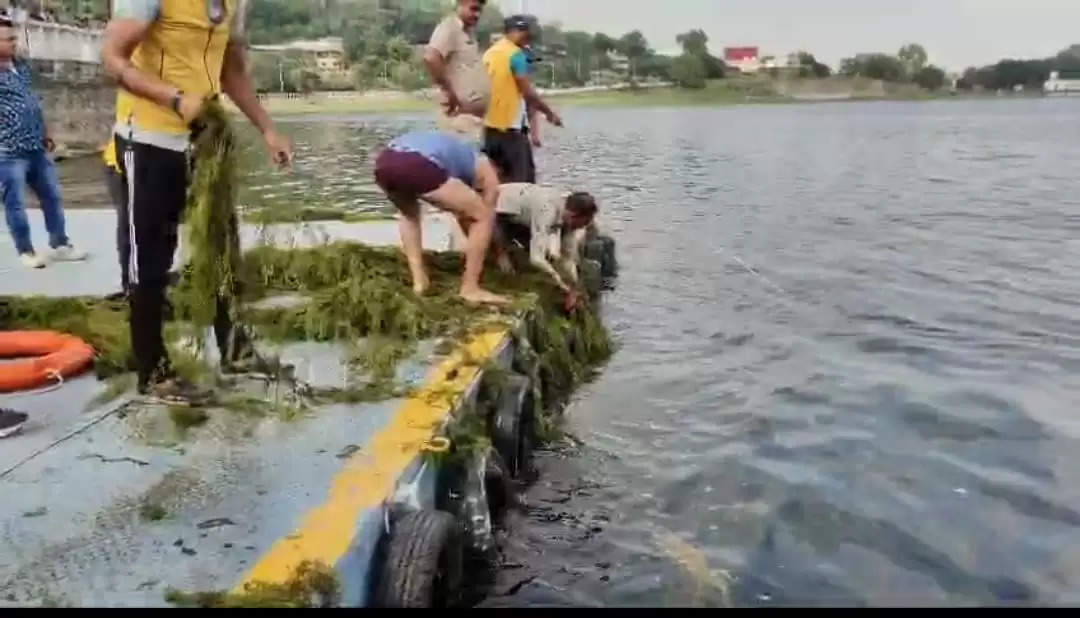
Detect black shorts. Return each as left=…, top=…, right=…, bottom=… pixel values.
left=483, top=127, right=535, bottom=184
left=374, top=149, right=449, bottom=198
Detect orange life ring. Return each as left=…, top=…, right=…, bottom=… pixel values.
left=0, top=331, right=96, bottom=393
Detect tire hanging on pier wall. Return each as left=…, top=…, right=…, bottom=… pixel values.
left=490, top=373, right=535, bottom=480
left=373, top=510, right=464, bottom=608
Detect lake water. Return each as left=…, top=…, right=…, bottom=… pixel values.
left=487, top=98, right=1080, bottom=607
left=60, top=98, right=1080, bottom=606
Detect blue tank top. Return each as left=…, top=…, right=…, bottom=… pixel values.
left=389, top=131, right=478, bottom=185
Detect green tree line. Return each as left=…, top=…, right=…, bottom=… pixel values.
left=244, top=2, right=974, bottom=94
left=839, top=44, right=948, bottom=91
left=956, top=45, right=1080, bottom=91
left=245, top=0, right=693, bottom=92
left=248, top=0, right=465, bottom=92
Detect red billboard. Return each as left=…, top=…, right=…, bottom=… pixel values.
left=724, top=46, right=759, bottom=62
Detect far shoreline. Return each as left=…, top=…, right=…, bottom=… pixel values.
left=246, top=80, right=1054, bottom=117
left=56, top=83, right=1059, bottom=164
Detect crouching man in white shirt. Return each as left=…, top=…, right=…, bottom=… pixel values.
left=494, top=183, right=597, bottom=309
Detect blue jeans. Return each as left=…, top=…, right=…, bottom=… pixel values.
left=0, top=149, right=69, bottom=255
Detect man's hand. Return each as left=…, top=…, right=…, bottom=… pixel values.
left=459, top=99, right=486, bottom=117
left=442, top=90, right=462, bottom=116
left=177, top=92, right=207, bottom=125
left=43, top=136, right=56, bottom=153
left=530, top=130, right=542, bottom=148
left=563, top=288, right=584, bottom=313
left=545, top=110, right=563, bottom=128
left=263, top=129, right=293, bottom=169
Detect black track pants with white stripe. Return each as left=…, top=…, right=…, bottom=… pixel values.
left=115, top=135, right=244, bottom=386
left=116, top=135, right=185, bottom=386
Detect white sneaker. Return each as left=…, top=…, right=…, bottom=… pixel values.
left=19, top=252, right=46, bottom=269
left=50, top=244, right=87, bottom=262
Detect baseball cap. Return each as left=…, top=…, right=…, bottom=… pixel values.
left=504, top=14, right=537, bottom=34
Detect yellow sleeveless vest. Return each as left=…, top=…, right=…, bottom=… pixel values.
left=482, top=38, right=524, bottom=131
left=115, top=0, right=236, bottom=136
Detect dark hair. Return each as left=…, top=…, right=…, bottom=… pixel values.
left=566, top=192, right=598, bottom=218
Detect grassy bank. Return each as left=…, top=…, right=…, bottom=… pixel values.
left=551, top=82, right=782, bottom=107
left=249, top=83, right=774, bottom=115
left=555, top=78, right=951, bottom=107
left=248, top=78, right=961, bottom=117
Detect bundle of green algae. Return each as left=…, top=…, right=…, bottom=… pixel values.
left=177, top=99, right=243, bottom=333
left=164, top=560, right=339, bottom=608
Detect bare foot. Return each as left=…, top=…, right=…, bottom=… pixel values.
left=460, top=287, right=510, bottom=305
left=412, top=276, right=431, bottom=296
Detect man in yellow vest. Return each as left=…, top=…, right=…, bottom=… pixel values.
left=102, top=0, right=292, bottom=405
left=482, top=15, right=561, bottom=183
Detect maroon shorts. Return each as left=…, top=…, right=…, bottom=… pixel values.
left=373, top=149, right=449, bottom=198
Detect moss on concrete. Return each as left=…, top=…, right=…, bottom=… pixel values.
left=168, top=407, right=210, bottom=431
left=348, top=335, right=416, bottom=382
left=138, top=502, right=168, bottom=522
left=165, top=560, right=339, bottom=608
left=86, top=373, right=137, bottom=410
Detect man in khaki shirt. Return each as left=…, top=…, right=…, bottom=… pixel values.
left=494, top=184, right=598, bottom=310
left=424, top=0, right=489, bottom=141
left=424, top=0, right=489, bottom=250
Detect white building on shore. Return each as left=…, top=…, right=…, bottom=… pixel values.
left=1044, top=71, right=1080, bottom=95
left=250, top=37, right=347, bottom=74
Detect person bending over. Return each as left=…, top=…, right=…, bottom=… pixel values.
left=494, top=183, right=597, bottom=308
left=374, top=130, right=507, bottom=306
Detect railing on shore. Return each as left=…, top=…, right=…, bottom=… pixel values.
left=538, top=81, right=674, bottom=95
left=13, top=18, right=104, bottom=64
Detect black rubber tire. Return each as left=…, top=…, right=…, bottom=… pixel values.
left=581, top=258, right=603, bottom=298
left=598, top=235, right=618, bottom=277
left=584, top=238, right=604, bottom=262
left=484, top=449, right=513, bottom=519
left=491, top=374, right=535, bottom=479
left=374, top=510, right=464, bottom=608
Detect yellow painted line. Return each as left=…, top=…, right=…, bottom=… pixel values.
left=234, top=327, right=508, bottom=590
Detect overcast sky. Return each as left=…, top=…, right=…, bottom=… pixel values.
left=495, top=0, right=1078, bottom=72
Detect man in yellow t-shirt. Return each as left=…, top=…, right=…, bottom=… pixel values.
left=481, top=15, right=561, bottom=183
